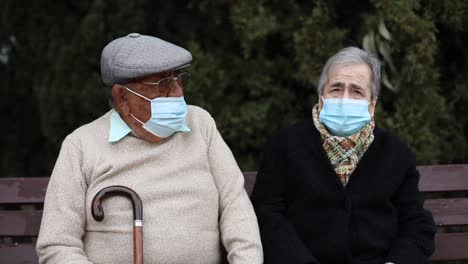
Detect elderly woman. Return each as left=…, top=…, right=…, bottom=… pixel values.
left=251, top=47, right=435, bottom=264
left=36, top=33, right=263, bottom=264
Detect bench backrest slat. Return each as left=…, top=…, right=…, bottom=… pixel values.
left=1, top=165, right=466, bottom=203
left=1, top=197, right=466, bottom=237
left=0, top=243, right=37, bottom=263
left=0, top=210, right=43, bottom=236
left=244, top=165, right=468, bottom=195
left=243, top=171, right=256, bottom=195
left=3, top=233, right=465, bottom=262
left=0, top=178, right=49, bottom=204
left=424, top=198, right=468, bottom=226
left=418, top=164, right=468, bottom=192
left=432, top=233, right=468, bottom=261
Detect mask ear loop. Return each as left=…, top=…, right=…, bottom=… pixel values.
left=319, top=96, right=326, bottom=111
left=130, top=113, right=145, bottom=125
left=118, top=85, right=149, bottom=126
left=120, top=85, right=152, bottom=101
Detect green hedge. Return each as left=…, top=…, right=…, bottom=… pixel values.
left=1, top=0, right=467, bottom=175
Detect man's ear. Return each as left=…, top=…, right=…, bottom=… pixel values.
left=112, top=85, right=130, bottom=115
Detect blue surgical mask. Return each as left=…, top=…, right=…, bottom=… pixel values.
left=319, top=97, right=371, bottom=137
left=123, top=86, right=191, bottom=138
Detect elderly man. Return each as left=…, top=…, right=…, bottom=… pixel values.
left=251, top=47, right=435, bottom=264
left=36, top=33, right=263, bottom=264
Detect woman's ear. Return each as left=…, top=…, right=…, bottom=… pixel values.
left=369, top=97, right=378, bottom=117
left=318, top=96, right=323, bottom=111
left=112, top=85, right=130, bottom=115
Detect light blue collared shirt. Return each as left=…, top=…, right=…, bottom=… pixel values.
left=109, top=110, right=132, bottom=142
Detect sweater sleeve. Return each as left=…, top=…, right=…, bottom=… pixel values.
left=385, top=150, right=436, bottom=263
left=250, top=135, right=320, bottom=264
left=205, top=115, right=263, bottom=264
left=36, top=136, right=93, bottom=264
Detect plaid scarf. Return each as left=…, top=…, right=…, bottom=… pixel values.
left=312, top=104, right=375, bottom=186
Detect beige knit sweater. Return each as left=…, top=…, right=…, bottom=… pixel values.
left=36, top=105, right=263, bottom=264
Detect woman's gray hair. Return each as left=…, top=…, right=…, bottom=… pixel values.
left=317, top=47, right=381, bottom=99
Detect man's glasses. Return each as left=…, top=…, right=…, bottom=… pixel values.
left=141, top=72, right=191, bottom=93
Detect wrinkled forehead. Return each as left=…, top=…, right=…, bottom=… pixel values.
left=328, top=63, right=372, bottom=84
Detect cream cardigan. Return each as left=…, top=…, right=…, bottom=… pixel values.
left=36, top=105, right=263, bottom=264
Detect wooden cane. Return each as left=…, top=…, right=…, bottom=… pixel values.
left=92, top=186, right=143, bottom=264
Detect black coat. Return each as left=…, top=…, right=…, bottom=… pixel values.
left=251, top=120, right=436, bottom=264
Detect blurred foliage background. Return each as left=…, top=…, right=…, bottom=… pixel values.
left=0, top=0, right=467, bottom=176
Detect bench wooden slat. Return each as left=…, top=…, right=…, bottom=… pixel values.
left=243, top=171, right=256, bottom=195
left=0, top=210, right=42, bottom=236
left=0, top=178, right=49, bottom=204
left=245, top=165, right=468, bottom=194
left=0, top=243, right=38, bottom=264
left=424, top=198, right=468, bottom=226
left=418, top=164, right=468, bottom=192
left=1, top=165, right=468, bottom=262
left=432, top=233, right=468, bottom=261
left=1, top=165, right=465, bottom=202
left=1, top=235, right=466, bottom=262
left=0, top=236, right=466, bottom=263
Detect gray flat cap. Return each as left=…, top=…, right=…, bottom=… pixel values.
left=101, top=33, right=192, bottom=86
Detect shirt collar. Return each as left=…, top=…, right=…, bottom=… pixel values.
left=109, top=109, right=132, bottom=142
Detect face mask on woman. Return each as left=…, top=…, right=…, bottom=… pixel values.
left=319, top=97, right=371, bottom=137
left=123, top=86, right=191, bottom=138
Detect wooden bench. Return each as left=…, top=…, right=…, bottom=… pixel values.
left=1, top=164, right=467, bottom=263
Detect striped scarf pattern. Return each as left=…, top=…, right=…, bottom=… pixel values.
left=312, top=104, right=375, bottom=186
